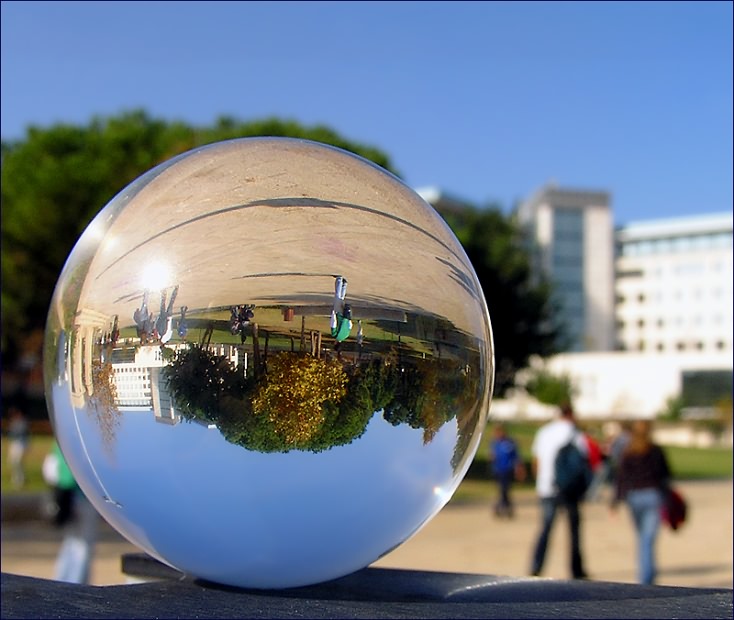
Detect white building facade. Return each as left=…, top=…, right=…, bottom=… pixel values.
left=416, top=183, right=731, bottom=425
left=497, top=210, right=733, bottom=424
left=615, top=212, right=733, bottom=355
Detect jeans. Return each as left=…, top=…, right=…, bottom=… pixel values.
left=494, top=470, right=514, bottom=516
left=625, top=488, right=663, bottom=584
left=54, top=492, right=98, bottom=584
left=531, top=495, right=585, bottom=578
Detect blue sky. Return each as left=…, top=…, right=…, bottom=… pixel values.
left=2, top=1, right=732, bottom=225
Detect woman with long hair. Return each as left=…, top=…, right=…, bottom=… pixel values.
left=611, top=419, right=672, bottom=585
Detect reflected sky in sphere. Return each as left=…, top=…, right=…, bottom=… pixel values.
left=43, top=137, right=494, bottom=588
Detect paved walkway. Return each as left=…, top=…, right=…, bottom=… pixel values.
left=1, top=479, right=731, bottom=589
left=374, top=479, right=733, bottom=589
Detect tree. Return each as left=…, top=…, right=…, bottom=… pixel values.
left=437, top=206, right=565, bottom=396
left=252, top=352, right=348, bottom=447
left=523, top=366, right=577, bottom=407
left=1, top=111, right=399, bottom=364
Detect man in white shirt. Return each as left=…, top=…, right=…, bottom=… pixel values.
left=529, top=402, right=589, bottom=579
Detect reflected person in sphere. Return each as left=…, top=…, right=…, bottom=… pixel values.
left=331, top=275, right=352, bottom=343
left=155, top=284, right=179, bottom=343
left=177, top=305, right=189, bottom=339
left=133, top=289, right=154, bottom=343
left=230, top=304, right=255, bottom=343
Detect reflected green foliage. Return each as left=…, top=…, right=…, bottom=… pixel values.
left=161, top=344, right=249, bottom=425
left=163, top=345, right=477, bottom=454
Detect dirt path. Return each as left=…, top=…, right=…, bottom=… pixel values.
left=2, top=479, right=731, bottom=589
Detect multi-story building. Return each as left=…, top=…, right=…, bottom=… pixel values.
left=503, top=207, right=732, bottom=424
left=419, top=184, right=617, bottom=353
left=516, top=184, right=616, bottom=352
left=615, top=211, right=733, bottom=355
left=418, top=183, right=732, bottom=428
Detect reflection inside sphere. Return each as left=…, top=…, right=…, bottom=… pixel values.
left=44, top=137, right=494, bottom=589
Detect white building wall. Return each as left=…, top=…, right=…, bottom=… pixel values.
left=547, top=352, right=681, bottom=418
left=492, top=350, right=732, bottom=421
left=584, top=206, right=615, bottom=351
left=616, top=213, right=733, bottom=354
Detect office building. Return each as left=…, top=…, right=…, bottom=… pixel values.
left=516, top=184, right=616, bottom=352
left=615, top=211, right=733, bottom=355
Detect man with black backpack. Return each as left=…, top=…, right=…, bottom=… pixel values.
left=528, top=402, right=592, bottom=580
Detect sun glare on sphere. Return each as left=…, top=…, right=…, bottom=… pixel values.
left=140, top=261, right=172, bottom=291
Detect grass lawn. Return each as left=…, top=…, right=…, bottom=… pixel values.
left=2, top=423, right=731, bottom=501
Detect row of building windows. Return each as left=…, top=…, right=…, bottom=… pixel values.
left=617, top=261, right=729, bottom=278
left=617, top=289, right=730, bottom=304
left=618, top=316, right=730, bottom=329
left=617, top=339, right=729, bottom=352
left=619, top=231, right=732, bottom=257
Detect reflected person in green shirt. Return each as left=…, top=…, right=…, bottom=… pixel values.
left=330, top=275, right=352, bottom=343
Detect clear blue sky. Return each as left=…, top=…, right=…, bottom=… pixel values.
left=2, top=1, right=732, bottom=225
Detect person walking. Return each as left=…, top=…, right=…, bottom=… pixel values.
left=43, top=441, right=99, bottom=584
left=529, top=402, right=590, bottom=579
left=6, top=404, right=30, bottom=488
left=610, top=419, right=672, bottom=585
left=488, top=424, right=522, bottom=518
left=581, top=426, right=606, bottom=502
left=605, top=421, right=633, bottom=489
left=155, top=285, right=179, bottom=343
left=330, top=275, right=352, bottom=343
left=133, top=289, right=154, bottom=344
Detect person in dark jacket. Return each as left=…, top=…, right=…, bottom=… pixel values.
left=610, top=419, right=671, bottom=585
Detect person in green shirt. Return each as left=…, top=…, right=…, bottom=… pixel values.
left=43, top=441, right=98, bottom=584
left=330, top=275, right=352, bottom=343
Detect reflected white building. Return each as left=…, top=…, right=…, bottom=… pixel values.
left=112, top=345, right=180, bottom=424
left=111, top=344, right=243, bottom=426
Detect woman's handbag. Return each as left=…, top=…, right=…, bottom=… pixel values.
left=661, top=487, right=687, bottom=531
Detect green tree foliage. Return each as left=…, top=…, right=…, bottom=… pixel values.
left=162, top=344, right=249, bottom=423
left=252, top=352, right=348, bottom=446
left=523, top=367, right=577, bottom=407
left=438, top=206, right=565, bottom=396
left=162, top=346, right=472, bottom=454
left=0, top=111, right=398, bottom=362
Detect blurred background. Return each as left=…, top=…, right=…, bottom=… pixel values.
left=1, top=0, right=732, bottom=587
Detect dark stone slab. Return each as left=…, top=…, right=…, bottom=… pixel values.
left=2, top=568, right=732, bottom=619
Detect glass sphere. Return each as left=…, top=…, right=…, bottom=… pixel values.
left=43, top=137, right=494, bottom=589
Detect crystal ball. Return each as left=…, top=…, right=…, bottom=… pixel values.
left=43, top=137, right=494, bottom=589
